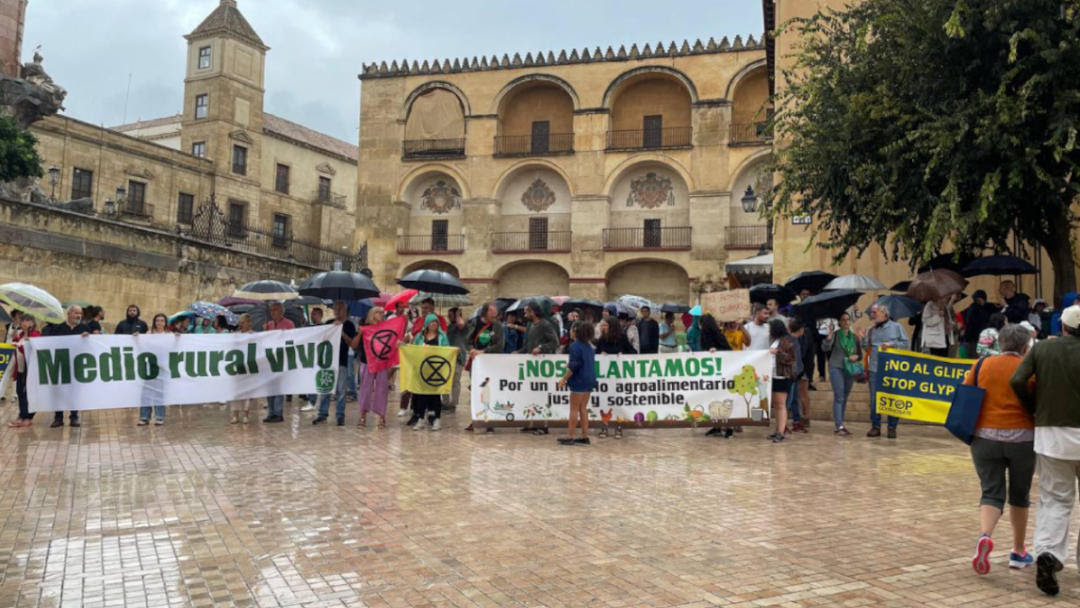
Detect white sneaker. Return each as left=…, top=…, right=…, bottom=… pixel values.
left=299, top=404, right=315, bottom=412
left=412, top=419, right=427, bottom=431
left=397, top=409, right=407, bottom=417
left=430, top=418, right=441, bottom=431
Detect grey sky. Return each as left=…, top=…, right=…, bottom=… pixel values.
left=22, top=0, right=763, bottom=144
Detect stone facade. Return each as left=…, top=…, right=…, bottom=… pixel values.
left=0, top=0, right=26, bottom=78
left=357, top=35, right=772, bottom=305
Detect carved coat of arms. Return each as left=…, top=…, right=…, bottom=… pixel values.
left=626, top=172, right=675, bottom=208
left=520, top=178, right=556, bottom=212
left=420, top=180, right=461, bottom=214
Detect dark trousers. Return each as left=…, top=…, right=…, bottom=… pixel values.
left=53, top=410, right=79, bottom=422
left=412, top=393, right=443, bottom=421
left=815, top=338, right=827, bottom=380
left=16, top=374, right=33, bottom=420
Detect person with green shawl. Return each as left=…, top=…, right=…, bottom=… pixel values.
left=411, top=313, right=450, bottom=431
left=686, top=305, right=702, bottom=352
left=821, top=311, right=862, bottom=436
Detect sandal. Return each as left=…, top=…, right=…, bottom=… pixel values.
left=377, top=417, right=386, bottom=429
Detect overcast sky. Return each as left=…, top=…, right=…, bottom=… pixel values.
left=22, top=0, right=763, bottom=144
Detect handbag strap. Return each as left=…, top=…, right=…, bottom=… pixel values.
left=972, top=356, right=987, bottom=386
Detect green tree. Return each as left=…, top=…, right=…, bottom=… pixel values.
left=772, top=0, right=1080, bottom=302
left=0, top=115, right=43, bottom=182
left=732, top=365, right=759, bottom=409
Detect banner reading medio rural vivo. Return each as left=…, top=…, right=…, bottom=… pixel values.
left=470, top=350, right=773, bottom=426
left=24, top=325, right=342, bottom=412
left=874, top=348, right=974, bottom=424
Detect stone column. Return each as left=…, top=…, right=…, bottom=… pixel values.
left=0, top=0, right=27, bottom=78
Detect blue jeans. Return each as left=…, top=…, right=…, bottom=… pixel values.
left=139, top=405, right=165, bottom=421
left=829, top=366, right=854, bottom=429
left=867, top=371, right=898, bottom=429
left=786, top=386, right=801, bottom=422
left=267, top=395, right=284, bottom=417
left=345, top=351, right=358, bottom=398
left=318, top=365, right=348, bottom=422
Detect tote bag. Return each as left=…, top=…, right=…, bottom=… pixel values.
left=945, top=357, right=986, bottom=445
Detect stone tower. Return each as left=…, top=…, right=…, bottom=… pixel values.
left=180, top=0, right=268, bottom=184
left=0, top=0, right=28, bottom=77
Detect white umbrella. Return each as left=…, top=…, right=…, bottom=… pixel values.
left=0, top=282, right=65, bottom=324
left=823, top=274, right=886, bottom=291
left=617, top=294, right=655, bottom=313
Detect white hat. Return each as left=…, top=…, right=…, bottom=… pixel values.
left=1019, top=320, right=1036, bottom=334
left=1062, top=305, right=1080, bottom=330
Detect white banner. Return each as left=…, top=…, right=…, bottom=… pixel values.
left=470, top=350, right=774, bottom=426
left=24, top=325, right=342, bottom=412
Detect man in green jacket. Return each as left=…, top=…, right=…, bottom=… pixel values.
left=1010, top=305, right=1080, bottom=597
left=522, top=302, right=559, bottom=355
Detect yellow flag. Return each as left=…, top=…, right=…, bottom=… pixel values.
left=399, top=344, right=458, bottom=395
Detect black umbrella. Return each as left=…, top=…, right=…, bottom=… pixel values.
left=507, top=296, right=554, bottom=316
left=289, top=295, right=332, bottom=307
left=784, top=271, right=837, bottom=294
left=397, top=269, right=469, bottom=295
left=470, top=297, right=517, bottom=320
left=563, top=298, right=604, bottom=312
left=660, top=302, right=691, bottom=314
left=890, top=280, right=912, bottom=292
left=299, top=271, right=380, bottom=301
left=233, top=279, right=297, bottom=301
left=917, top=252, right=977, bottom=274
left=749, top=283, right=796, bottom=305
left=961, top=255, right=1037, bottom=277
left=867, top=295, right=923, bottom=320
left=793, top=289, right=862, bottom=321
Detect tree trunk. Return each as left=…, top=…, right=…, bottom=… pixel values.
left=1041, top=215, right=1078, bottom=306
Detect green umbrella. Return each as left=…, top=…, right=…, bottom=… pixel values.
left=0, top=283, right=64, bottom=325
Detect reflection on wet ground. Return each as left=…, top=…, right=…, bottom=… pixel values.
left=0, top=400, right=1076, bottom=607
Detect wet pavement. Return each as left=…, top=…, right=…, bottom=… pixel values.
left=0, top=397, right=1077, bottom=607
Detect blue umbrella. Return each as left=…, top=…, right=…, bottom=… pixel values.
left=190, top=300, right=238, bottom=325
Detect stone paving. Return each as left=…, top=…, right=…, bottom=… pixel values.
left=0, top=394, right=1078, bottom=607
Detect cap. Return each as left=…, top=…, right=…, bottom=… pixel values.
left=1062, top=305, right=1080, bottom=330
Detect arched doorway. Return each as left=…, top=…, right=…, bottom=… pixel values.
left=606, top=260, right=690, bottom=304
left=401, top=260, right=459, bottom=277
left=495, top=261, right=570, bottom=299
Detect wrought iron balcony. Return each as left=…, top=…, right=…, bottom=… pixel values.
left=313, top=190, right=347, bottom=207
left=602, top=227, right=692, bottom=251
left=725, top=225, right=769, bottom=249
left=606, top=126, right=692, bottom=151
left=494, top=133, right=574, bottom=157
left=402, top=138, right=465, bottom=159
left=119, top=202, right=154, bottom=219
left=491, top=231, right=571, bottom=253
left=729, top=121, right=772, bottom=146
left=396, top=233, right=465, bottom=254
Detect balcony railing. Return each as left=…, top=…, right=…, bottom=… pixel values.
left=491, top=231, right=571, bottom=253
left=729, top=121, right=772, bottom=146
left=314, top=190, right=347, bottom=207
left=602, top=227, right=692, bottom=251
left=494, top=133, right=574, bottom=157
left=397, top=233, right=465, bottom=254
left=725, top=225, right=769, bottom=249
left=402, top=138, right=465, bottom=159
left=120, top=202, right=154, bottom=219
left=606, top=127, right=692, bottom=151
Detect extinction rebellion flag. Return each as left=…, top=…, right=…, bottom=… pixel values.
left=399, top=344, right=458, bottom=395
left=361, top=315, right=407, bottom=373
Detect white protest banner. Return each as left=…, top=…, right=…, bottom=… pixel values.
left=700, top=289, right=751, bottom=322
left=470, top=350, right=773, bottom=427
left=25, top=325, right=341, bottom=412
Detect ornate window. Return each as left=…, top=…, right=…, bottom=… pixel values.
left=71, top=167, right=93, bottom=200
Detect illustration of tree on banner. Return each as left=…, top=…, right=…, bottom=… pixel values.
left=733, top=365, right=760, bottom=413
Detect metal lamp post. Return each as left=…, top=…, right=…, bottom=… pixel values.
left=47, top=165, right=59, bottom=200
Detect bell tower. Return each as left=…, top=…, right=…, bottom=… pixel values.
left=181, top=0, right=268, bottom=181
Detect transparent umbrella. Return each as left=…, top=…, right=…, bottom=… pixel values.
left=0, top=282, right=64, bottom=324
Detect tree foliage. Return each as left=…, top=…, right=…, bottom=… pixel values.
left=0, top=115, right=43, bottom=183
left=771, top=0, right=1080, bottom=300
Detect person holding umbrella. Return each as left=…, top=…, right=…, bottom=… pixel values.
left=313, top=301, right=361, bottom=426
left=998, top=281, right=1031, bottom=324
left=857, top=303, right=910, bottom=439
left=7, top=313, right=41, bottom=428
left=920, top=297, right=955, bottom=357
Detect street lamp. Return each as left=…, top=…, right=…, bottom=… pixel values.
left=740, top=185, right=758, bottom=213
left=103, top=199, right=116, bottom=216
left=47, top=165, right=59, bottom=200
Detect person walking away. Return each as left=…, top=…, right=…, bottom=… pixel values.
left=1009, top=305, right=1080, bottom=596
left=443, top=307, right=469, bottom=410
left=999, top=280, right=1030, bottom=325
left=743, top=303, right=771, bottom=350
left=503, top=310, right=525, bottom=353
left=263, top=301, right=294, bottom=423
left=636, top=306, right=660, bottom=354
left=978, top=313, right=1007, bottom=357
left=114, top=304, right=148, bottom=335
left=920, top=298, right=953, bottom=356
left=659, top=311, right=678, bottom=354
left=822, top=312, right=861, bottom=436
left=313, top=301, right=361, bottom=426
left=230, top=314, right=257, bottom=423
left=8, top=314, right=41, bottom=428
left=358, top=307, right=392, bottom=429
left=43, top=305, right=89, bottom=428
left=767, top=319, right=796, bottom=443
left=857, top=303, right=910, bottom=439
left=84, top=306, right=105, bottom=334
left=137, top=313, right=171, bottom=425
left=558, top=322, right=596, bottom=445
left=412, top=313, right=449, bottom=431
left=964, top=325, right=1037, bottom=575
left=463, top=303, right=505, bottom=432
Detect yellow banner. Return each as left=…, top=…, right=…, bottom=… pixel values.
left=874, top=348, right=975, bottom=424
left=399, top=344, right=458, bottom=395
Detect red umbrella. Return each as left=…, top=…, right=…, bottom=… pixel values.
left=383, top=289, right=419, bottom=311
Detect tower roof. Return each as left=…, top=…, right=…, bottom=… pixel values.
left=186, top=0, right=268, bottom=50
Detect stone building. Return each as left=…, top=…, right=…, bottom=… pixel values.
left=29, top=0, right=359, bottom=257
left=357, top=34, right=773, bottom=304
